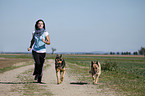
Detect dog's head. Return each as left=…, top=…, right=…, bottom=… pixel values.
left=55, top=54, right=63, bottom=64
left=91, top=61, right=98, bottom=67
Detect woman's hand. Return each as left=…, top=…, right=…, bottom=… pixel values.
left=42, top=35, right=50, bottom=45
left=42, top=38, right=47, bottom=43
left=28, top=48, right=31, bottom=51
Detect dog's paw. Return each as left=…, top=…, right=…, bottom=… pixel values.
left=93, top=82, right=97, bottom=85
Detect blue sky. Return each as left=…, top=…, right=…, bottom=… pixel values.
left=0, top=0, right=145, bottom=53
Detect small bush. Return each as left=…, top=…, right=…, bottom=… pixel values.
left=101, top=60, right=118, bottom=71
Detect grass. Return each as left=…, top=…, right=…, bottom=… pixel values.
left=0, top=58, right=32, bottom=73
left=0, top=53, right=54, bottom=73
left=0, top=53, right=55, bottom=59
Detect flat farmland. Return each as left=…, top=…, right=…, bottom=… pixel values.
left=0, top=54, right=145, bottom=96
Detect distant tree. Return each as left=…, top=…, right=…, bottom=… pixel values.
left=123, top=52, right=125, bottom=55
left=125, top=52, right=131, bottom=55
left=138, top=47, right=145, bottom=55
left=117, top=52, right=120, bottom=55
left=125, top=52, right=128, bottom=55
left=121, top=52, right=124, bottom=55
left=110, top=52, right=115, bottom=55
left=133, top=52, right=138, bottom=55
left=110, top=52, right=113, bottom=55
left=51, top=47, right=56, bottom=54
left=123, top=52, right=131, bottom=55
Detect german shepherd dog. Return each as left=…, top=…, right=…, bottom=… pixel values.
left=90, top=61, right=101, bottom=84
left=55, top=54, right=66, bottom=84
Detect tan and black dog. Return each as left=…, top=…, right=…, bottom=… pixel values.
left=90, top=61, right=101, bottom=84
left=55, top=54, right=66, bottom=84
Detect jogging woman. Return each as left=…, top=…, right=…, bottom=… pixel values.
left=28, top=19, right=50, bottom=83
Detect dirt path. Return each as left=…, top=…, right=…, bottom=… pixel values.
left=0, top=59, right=122, bottom=96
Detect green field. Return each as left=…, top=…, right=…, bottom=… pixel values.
left=0, top=54, right=145, bottom=96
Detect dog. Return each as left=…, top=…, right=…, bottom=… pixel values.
left=89, top=61, right=101, bottom=84
left=55, top=54, right=66, bottom=84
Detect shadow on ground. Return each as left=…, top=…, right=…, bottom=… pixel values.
left=70, top=81, right=88, bottom=85
left=0, top=81, right=46, bottom=84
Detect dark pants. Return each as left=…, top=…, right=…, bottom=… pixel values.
left=32, top=50, right=46, bottom=76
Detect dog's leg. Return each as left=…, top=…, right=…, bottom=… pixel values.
left=60, top=70, right=65, bottom=84
left=56, top=70, right=60, bottom=84
left=92, top=75, right=96, bottom=84
left=95, top=74, right=100, bottom=84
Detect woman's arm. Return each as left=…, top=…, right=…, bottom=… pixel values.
left=28, top=36, right=34, bottom=51
left=42, top=35, right=50, bottom=45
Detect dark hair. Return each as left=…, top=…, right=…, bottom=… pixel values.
left=35, top=19, right=46, bottom=30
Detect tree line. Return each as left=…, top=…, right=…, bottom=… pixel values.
left=110, top=47, right=145, bottom=55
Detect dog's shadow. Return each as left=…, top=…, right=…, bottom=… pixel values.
left=70, top=82, right=88, bottom=85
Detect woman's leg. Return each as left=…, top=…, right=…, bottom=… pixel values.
left=37, top=53, right=46, bottom=83
left=32, top=51, right=40, bottom=76
left=38, top=53, right=46, bottom=76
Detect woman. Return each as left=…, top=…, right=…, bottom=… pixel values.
left=28, top=19, right=50, bottom=83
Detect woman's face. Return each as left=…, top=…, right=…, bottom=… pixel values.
left=37, top=21, right=44, bottom=29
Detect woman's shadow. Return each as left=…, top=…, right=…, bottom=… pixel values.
left=0, top=81, right=46, bottom=84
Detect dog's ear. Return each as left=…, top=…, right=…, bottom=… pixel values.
left=56, top=54, right=59, bottom=59
left=91, top=61, right=93, bottom=64
left=60, top=54, right=62, bottom=58
left=91, top=61, right=93, bottom=67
